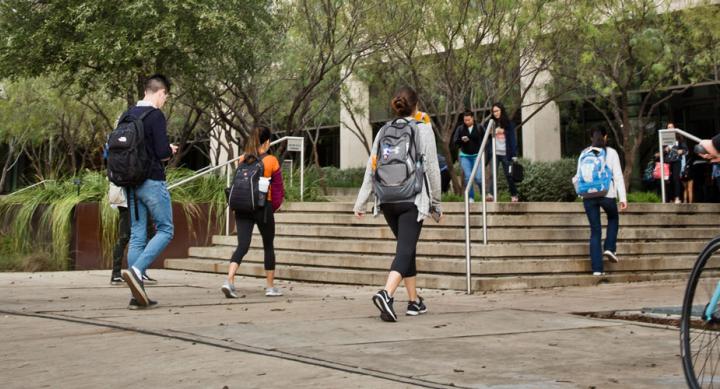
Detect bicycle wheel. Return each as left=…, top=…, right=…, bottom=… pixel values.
left=681, top=236, right=720, bottom=388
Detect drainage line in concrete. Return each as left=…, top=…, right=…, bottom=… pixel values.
left=0, top=309, right=467, bottom=389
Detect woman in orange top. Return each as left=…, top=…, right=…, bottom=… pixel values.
left=221, top=126, right=285, bottom=298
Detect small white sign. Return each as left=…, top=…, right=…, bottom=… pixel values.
left=660, top=131, right=676, bottom=147
left=287, top=138, right=303, bottom=152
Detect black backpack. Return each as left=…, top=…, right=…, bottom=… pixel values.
left=509, top=158, right=524, bottom=183
left=228, top=154, right=266, bottom=213
left=106, top=109, right=156, bottom=187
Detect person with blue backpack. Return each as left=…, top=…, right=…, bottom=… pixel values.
left=354, top=86, right=442, bottom=322
left=573, top=127, right=627, bottom=276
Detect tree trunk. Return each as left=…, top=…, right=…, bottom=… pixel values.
left=0, top=142, right=17, bottom=193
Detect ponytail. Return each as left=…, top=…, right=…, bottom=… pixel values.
left=243, top=126, right=272, bottom=162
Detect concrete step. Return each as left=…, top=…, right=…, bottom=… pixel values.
left=272, top=212, right=717, bottom=228
left=210, top=235, right=709, bottom=258
left=164, top=257, right=717, bottom=291
left=184, top=247, right=711, bottom=275
left=282, top=201, right=720, bottom=214
left=251, top=224, right=718, bottom=243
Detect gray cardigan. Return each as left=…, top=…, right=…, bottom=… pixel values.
left=353, top=117, right=442, bottom=222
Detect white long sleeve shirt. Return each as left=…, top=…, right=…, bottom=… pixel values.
left=574, top=146, right=627, bottom=203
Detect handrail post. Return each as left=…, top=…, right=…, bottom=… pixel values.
left=225, top=163, right=232, bottom=235
left=464, top=188, right=472, bottom=293
left=659, top=130, right=666, bottom=204
left=464, top=119, right=495, bottom=295
left=492, top=126, right=497, bottom=200
left=482, top=152, right=488, bottom=245
left=300, top=137, right=305, bottom=202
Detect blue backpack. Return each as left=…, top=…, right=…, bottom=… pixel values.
left=576, top=147, right=612, bottom=199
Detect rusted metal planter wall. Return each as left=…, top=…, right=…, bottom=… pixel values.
left=72, top=202, right=220, bottom=270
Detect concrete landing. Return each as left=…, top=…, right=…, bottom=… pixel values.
left=0, top=270, right=690, bottom=388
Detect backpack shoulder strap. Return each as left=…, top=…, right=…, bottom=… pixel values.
left=137, top=108, right=158, bottom=121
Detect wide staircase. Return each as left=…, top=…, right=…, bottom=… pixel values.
left=165, top=202, right=720, bottom=291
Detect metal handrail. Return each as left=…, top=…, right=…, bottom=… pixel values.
left=464, top=119, right=495, bottom=294
left=6, top=180, right=54, bottom=196
left=166, top=136, right=305, bottom=235
left=658, top=128, right=701, bottom=203
left=167, top=136, right=304, bottom=192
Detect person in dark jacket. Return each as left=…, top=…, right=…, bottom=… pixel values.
left=121, top=74, right=178, bottom=309
left=489, top=102, right=519, bottom=202
left=454, top=111, right=491, bottom=201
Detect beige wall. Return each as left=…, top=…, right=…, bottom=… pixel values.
left=520, top=67, right=562, bottom=162
left=339, top=74, right=373, bottom=169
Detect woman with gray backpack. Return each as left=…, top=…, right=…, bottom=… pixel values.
left=573, top=127, right=627, bottom=276
left=354, top=86, right=442, bottom=322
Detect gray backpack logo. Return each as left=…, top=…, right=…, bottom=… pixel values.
left=373, top=118, right=425, bottom=203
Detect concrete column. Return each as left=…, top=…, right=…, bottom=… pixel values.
left=339, top=73, right=373, bottom=169
left=520, top=65, right=562, bottom=162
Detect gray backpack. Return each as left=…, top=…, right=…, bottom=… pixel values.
left=373, top=118, right=425, bottom=203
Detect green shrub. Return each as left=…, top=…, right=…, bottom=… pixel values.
left=627, top=191, right=661, bottom=203
left=515, top=158, right=578, bottom=202
left=321, top=166, right=365, bottom=188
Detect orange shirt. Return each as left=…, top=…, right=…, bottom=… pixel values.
left=261, top=155, right=280, bottom=200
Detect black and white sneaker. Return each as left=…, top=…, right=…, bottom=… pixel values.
left=127, top=298, right=158, bottom=310
left=142, top=273, right=158, bottom=284
left=110, top=274, right=124, bottom=285
left=603, top=250, right=619, bottom=263
left=122, top=267, right=149, bottom=306
left=372, top=289, right=397, bottom=322
left=406, top=296, right=428, bottom=316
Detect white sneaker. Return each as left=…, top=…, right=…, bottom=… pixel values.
left=603, top=250, right=619, bottom=263
left=265, top=287, right=283, bottom=297
left=592, top=272, right=606, bottom=276
left=469, top=198, right=475, bottom=203
left=221, top=283, right=238, bottom=298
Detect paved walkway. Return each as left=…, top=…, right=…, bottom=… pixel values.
left=0, top=270, right=689, bottom=388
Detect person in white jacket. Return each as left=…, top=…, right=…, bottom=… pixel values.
left=573, top=127, right=628, bottom=276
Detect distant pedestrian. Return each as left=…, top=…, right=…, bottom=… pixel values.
left=108, top=183, right=129, bottom=285
left=453, top=111, right=490, bottom=202
left=573, top=127, right=627, bottom=276
left=489, top=103, right=519, bottom=202
left=438, top=153, right=451, bottom=193
left=355, top=86, right=442, bottom=322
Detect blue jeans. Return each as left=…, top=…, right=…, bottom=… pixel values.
left=460, top=155, right=486, bottom=199
left=126, top=180, right=174, bottom=274
left=583, top=197, right=619, bottom=273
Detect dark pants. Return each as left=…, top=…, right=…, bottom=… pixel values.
left=583, top=197, right=619, bottom=273
left=112, top=207, right=131, bottom=276
left=496, top=155, right=518, bottom=197
left=231, top=205, right=276, bottom=270
left=441, top=169, right=451, bottom=193
left=671, top=161, right=683, bottom=200
left=380, top=202, right=423, bottom=278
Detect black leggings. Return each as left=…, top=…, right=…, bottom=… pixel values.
left=231, top=205, right=276, bottom=270
left=380, top=202, right=423, bottom=278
